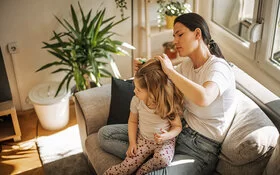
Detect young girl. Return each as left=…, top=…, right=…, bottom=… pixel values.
left=104, top=58, right=184, bottom=175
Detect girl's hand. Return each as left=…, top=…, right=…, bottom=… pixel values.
left=154, top=128, right=170, bottom=144
left=155, top=54, right=174, bottom=75
left=126, top=143, right=137, bottom=157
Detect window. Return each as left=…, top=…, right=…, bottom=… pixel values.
left=201, top=0, right=280, bottom=85
left=257, top=0, right=280, bottom=82
left=212, top=0, right=255, bottom=43
left=272, top=6, right=280, bottom=65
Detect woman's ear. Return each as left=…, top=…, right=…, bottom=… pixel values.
left=194, top=28, right=202, bottom=40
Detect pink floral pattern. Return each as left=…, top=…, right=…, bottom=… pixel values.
left=104, top=135, right=175, bottom=175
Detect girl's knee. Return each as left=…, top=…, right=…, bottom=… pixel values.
left=160, top=157, right=171, bottom=167
left=155, top=154, right=172, bottom=167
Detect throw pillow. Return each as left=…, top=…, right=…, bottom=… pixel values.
left=107, top=77, right=135, bottom=125
left=219, top=90, right=279, bottom=165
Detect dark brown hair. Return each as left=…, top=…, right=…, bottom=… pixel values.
left=175, top=13, right=225, bottom=59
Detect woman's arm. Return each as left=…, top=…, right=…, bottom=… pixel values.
left=156, top=54, right=219, bottom=107
left=154, top=115, right=182, bottom=143
left=168, top=69, right=219, bottom=106
left=127, top=112, right=138, bottom=157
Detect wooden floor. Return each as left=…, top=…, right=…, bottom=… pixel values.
left=0, top=101, right=77, bottom=175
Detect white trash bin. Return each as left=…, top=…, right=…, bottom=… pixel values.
left=29, top=82, right=71, bottom=130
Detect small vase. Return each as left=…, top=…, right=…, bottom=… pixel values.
left=164, top=48, right=177, bottom=59
left=165, top=15, right=177, bottom=29
left=163, top=41, right=177, bottom=59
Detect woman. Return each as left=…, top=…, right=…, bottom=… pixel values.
left=98, top=13, right=236, bottom=175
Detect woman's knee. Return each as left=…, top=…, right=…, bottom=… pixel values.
left=98, top=124, right=129, bottom=147
left=98, top=124, right=127, bottom=138
left=97, top=125, right=111, bottom=147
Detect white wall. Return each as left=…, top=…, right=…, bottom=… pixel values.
left=0, top=0, right=133, bottom=111
left=3, top=0, right=278, bottom=112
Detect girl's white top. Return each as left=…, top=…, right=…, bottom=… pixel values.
left=130, top=96, right=171, bottom=140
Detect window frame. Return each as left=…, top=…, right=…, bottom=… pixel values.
left=207, top=0, right=261, bottom=61
left=256, top=0, right=280, bottom=82
left=196, top=0, right=280, bottom=96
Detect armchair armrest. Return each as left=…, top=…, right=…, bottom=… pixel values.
left=74, top=84, right=111, bottom=154
left=75, top=84, right=111, bottom=135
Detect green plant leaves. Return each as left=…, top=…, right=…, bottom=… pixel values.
left=71, top=4, right=80, bottom=33
left=38, top=2, right=134, bottom=96
left=156, top=0, right=191, bottom=28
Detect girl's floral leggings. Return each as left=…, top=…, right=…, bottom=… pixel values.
left=104, top=134, right=175, bottom=175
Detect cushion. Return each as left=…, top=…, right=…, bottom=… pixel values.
left=85, top=133, right=122, bottom=175
left=107, top=77, right=134, bottom=125
left=219, top=90, right=279, bottom=165
left=263, top=135, right=280, bottom=175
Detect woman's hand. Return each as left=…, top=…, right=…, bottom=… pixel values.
left=126, top=143, right=137, bottom=157
left=154, top=54, right=174, bottom=76
left=154, top=128, right=170, bottom=144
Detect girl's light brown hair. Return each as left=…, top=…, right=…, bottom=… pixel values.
left=135, top=58, right=184, bottom=120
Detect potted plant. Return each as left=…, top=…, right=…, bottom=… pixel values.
left=37, top=2, right=134, bottom=96
left=157, top=0, right=192, bottom=29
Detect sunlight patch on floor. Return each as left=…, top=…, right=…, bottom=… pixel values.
left=36, top=124, right=82, bottom=164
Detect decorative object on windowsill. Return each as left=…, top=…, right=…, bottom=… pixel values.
left=157, top=0, right=192, bottom=29
left=163, top=41, right=177, bottom=59
left=37, top=2, right=135, bottom=96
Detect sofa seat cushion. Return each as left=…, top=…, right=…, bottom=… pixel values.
left=85, top=133, right=122, bottom=175
left=216, top=90, right=279, bottom=174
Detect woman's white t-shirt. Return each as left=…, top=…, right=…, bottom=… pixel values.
left=176, top=55, right=237, bottom=142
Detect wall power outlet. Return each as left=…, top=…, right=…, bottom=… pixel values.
left=7, top=42, right=19, bottom=54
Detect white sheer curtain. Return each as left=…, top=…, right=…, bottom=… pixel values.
left=228, top=0, right=254, bottom=34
